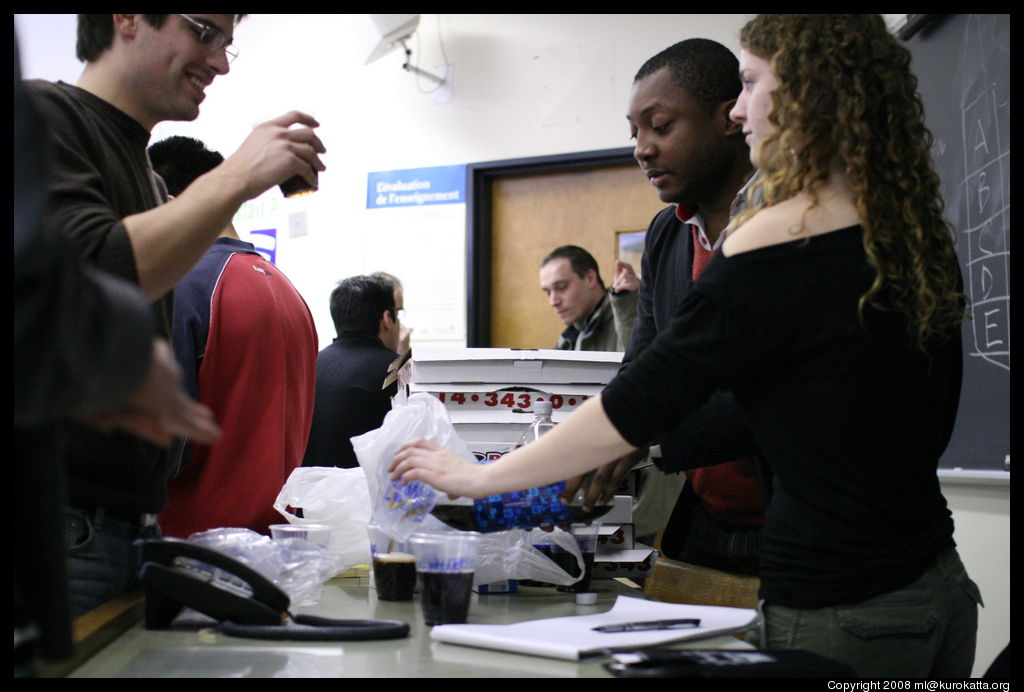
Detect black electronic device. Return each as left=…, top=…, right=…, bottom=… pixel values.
left=135, top=537, right=409, bottom=641
left=604, top=649, right=856, bottom=678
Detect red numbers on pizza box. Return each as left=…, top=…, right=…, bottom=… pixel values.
left=436, top=391, right=584, bottom=409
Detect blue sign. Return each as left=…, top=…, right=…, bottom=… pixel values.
left=249, top=228, right=277, bottom=264
left=367, top=164, right=466, bottom=209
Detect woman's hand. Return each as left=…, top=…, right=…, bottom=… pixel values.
left=389, top=439, right=485, bottom=500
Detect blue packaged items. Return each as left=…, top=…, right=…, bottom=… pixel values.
left=429, top=481, right=613, bottom=532
left=475, top=482, right=574, bottom=531
left=379, top=477, right=439, bottom=539
left=429, top=402, right=612, bottom=532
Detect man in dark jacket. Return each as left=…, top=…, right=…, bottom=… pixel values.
left=303, top=275, right=405, bottom=468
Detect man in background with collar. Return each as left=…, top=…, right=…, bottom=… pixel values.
left=25, top=13, right=325, bottom=618
left=539, top=244, right=637, bottom=352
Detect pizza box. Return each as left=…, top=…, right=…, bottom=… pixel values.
left=409, top=382, right=602, bottom=417
left=593, top=546, right=658, bottom=579
left=411, top=348, right=622, bottom=385
left=599, top=523, right=636, bottom=550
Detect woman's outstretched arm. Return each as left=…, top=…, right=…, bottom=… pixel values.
left=389, top=395, right=637, bottom=499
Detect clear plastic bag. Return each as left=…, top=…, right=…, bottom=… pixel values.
left=272, top=466, right=372, bottom=574
left=187, top=528, right=343, bottom=607
left=352, top=393, right=475, bottom=541
left=474, top=528, right=584, bottom=587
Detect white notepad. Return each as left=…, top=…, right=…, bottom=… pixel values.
left=430, top=595, right=759, bottom=661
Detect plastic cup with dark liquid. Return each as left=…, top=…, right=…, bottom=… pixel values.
left=368, top=521, right=415, bottom=601
left=373, top=552, right=417, bottom=601
left=279, top=172, right=317, bottom=198
left=410, top=531, right=480, bottom=626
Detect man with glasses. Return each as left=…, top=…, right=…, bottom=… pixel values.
left=24, top=14, right=326, bottom=618
left=177, top=13, right=240, bottom=62
left=303, top=275, right=405, bottom=469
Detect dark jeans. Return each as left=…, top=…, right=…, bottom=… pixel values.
left=64, top=507, right=160, bottom=621
left=675, top=500, right=761, bottom=575
left=762, top=547, right=983, bottom=678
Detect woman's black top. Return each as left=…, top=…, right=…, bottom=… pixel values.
left=602, top=226, right=960, bottom=608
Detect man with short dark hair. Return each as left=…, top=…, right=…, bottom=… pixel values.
left=148, top=135, right=318, bottom=538
left=24, top=13, right=326, bottom=617
left=579, top=39, right=764, bottom=571
left=539, top=245, right=637, bottom=352
left=371, top=271, right=412, bottom=354
left=303, top=275, right=404, bottom=469
left=620, top=38, right=765, bottom=573
left=14, top=36, right=219, bottom=662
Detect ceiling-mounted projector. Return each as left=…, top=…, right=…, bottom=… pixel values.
left=361, top=13, right=446, bottom=87
left=363, top=14, right=420, bottom=65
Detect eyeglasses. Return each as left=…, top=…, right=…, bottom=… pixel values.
left=178, top=14, right=238, bottom=63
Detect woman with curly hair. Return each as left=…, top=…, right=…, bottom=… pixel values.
left=391, top=15, right=979, bottom=676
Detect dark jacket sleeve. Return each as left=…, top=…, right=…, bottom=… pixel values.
left=653, top=390, right=761, bottom=472
left=14, top=69, right=154, bottom=425
left=24, top=80, right=140, bottom=283
left=619, top=206, right=760, bottom=471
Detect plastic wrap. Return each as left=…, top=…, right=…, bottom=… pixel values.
left=352, top=393, right=475, bottom=541
left=273, top=465, right=372, bottom=574
left=187, top=528, right=343, bottom=607
left=474, top=528, right=584, bottom=587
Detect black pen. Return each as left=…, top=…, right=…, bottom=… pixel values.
left=593, top=618, right=701, bottom=633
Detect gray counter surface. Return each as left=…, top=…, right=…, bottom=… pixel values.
left=69, top=573, right=751, bottom=678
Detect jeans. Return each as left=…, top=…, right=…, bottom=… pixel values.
left=64, top=507, right=160, bottom=621
left=762, top=547, right=983, bottom=678
left=677, top=500, right=761, bottom=575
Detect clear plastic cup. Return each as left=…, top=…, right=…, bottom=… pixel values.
left=409, top=531, right=480, bottom=625
left=368, top=521, right=416, bottom=601
left=268, top=523, right=332, bottom=548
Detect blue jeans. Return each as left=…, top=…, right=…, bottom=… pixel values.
left=762, top=547, right=982, bottom=678
left=64, top=507, right=160, bottom=621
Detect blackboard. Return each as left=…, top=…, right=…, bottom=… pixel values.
left=904, top=14, right=1010, bottom=473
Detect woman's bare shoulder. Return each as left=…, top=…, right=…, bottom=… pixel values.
left=722, top=199, right=809, bottom=257
left=723, top=194, right=860, bottom=257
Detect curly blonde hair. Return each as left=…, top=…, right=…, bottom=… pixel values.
left=736, top=14, right=964, bottom=349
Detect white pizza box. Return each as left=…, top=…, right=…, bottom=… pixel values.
left=451, top=408, right=575, bottom=458
left=451, top=413, right=536, bottom=462
left=599, top=523, right=636, bottom=550
left=410, top=382, right=602, bottom=419
left=593, top=546, right=658, bottom=579
left=411, top=348, right=622, bottom=385
left=598, top=494, right=634, bottom=524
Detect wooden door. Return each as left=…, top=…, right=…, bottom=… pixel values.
left=489, top=163, right=666, bottom=348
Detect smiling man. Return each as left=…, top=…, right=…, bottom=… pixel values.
left=23, top=14, right=326, bottom=619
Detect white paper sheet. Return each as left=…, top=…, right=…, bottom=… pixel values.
left=429, top=595, right=759, bottom=661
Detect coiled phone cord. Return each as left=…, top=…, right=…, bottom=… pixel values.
left=217, top=613, right=410, bottom=641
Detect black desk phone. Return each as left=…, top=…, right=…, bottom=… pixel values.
left=135, top=537, right=409, bottom=641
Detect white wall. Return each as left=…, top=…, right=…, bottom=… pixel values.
left=15, top=14, right=1009, bottom=677
left=14, top=13, right=752, bottom=348
left=941, top=482, right=1011, bottom=677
